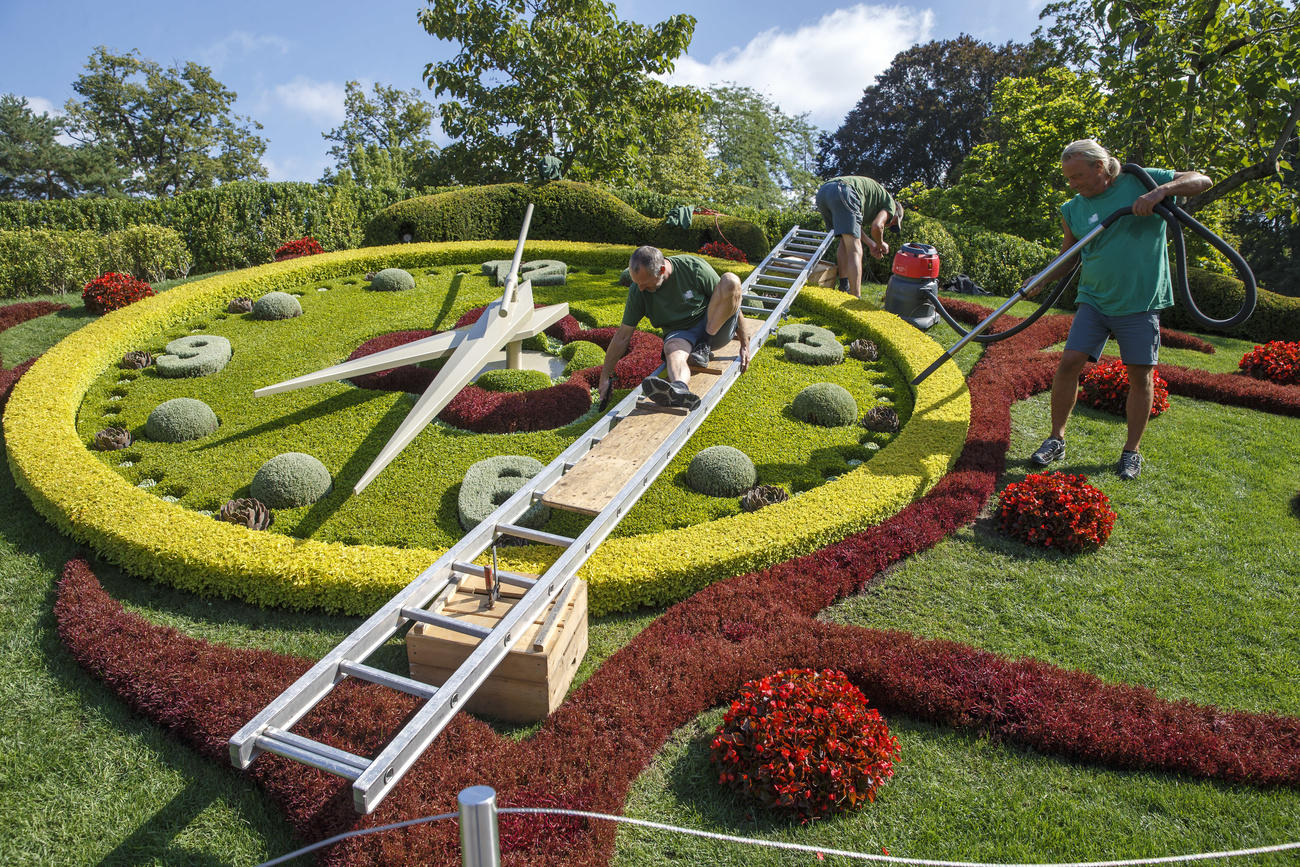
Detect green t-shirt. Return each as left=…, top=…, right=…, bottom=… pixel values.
left=620, top=254, right=720, bottom=332
left=831, top=176, right=896, bottom=228
left=1060, top=167, right=1176, bottom=316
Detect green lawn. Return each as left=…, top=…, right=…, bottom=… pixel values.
left=3, top=280, right=1298, bottom=864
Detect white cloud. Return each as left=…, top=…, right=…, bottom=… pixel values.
left=660, top=4, right=933, bottom=130
left=24, top=96, right=63, bottom=118
left=262, top=150, right=332, bottom=184
left=269, top=77, right=347, bottom=124
left=200, top=31, right=291, bottom=72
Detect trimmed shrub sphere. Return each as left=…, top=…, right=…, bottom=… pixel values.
left=474, top=368, right=552, bottom=392
left=250, top=452, right=333, bottom=508
left=252, top=291, right=303, bottom=320
left=458, top=455, right=551, bottom=530
left=561, top=340, right=605, bottom=374
left=774, top=323, right=843, bottom=365
left=369, top=268, right=415, bottom=292
left=686, top=445, right=757, bottom=497
left=792, top=383, right=858, bottom=427
left=144, top=397, right=219, bottom=442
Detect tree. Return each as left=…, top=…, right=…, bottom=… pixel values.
left=321, top=81, right=446, bottom=189
left=626, top=107, right=715, bottom=200
left=817, top=36, right=1057, bottom=191
left=419, top=0, right=704, bottom=184
left=1037, top=0, right=1300, bottom=218
left=909, top=67, right=1108, bottom=243
left=704, top=85, right=820, bottom=210
left=62, top=47, right=267, bottom=197
left=0, top=94, right=123, bottom=199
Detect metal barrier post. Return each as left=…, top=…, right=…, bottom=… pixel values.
left=458, top=786, right=501, bottom=867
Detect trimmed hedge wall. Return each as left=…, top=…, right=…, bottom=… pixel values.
left=364, top=181, right=770, bottom=264
left=940, top=221, right=1056, bottom=296
left=0, top=182, right=435, bottom=274
left=0, top=225, right=192, bottom=297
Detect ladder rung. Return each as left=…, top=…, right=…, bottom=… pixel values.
left=496, top=523, right=574, bottom=547
left=258, top=727, right=369, bottom=780
left=758, top=273, right=796, bottom=282
left=339, top=661, right=439, bottom=699
left=449, top=561, right=537, bottom=589
left=753, top=284, right=790, bottom=293
left=740, top=304, right=772, bottom=315
left=766, top=264, right=804, bottom=273
left=785, top=242, right=818, bottom=251
left=401, top=606, right=493, bottom=638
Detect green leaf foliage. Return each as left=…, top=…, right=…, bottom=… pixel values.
left=0, top=224, right=191, bottom=297
left=418, top=0, right=704, bottom=184
left=363, top=180, right=770, bottom=262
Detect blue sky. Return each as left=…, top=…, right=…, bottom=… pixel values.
left=0, top=0, right=1049, bottom=183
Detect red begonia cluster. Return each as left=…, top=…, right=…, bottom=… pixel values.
left=698, top=241, right=748, bottom=263
left=81, top=272, right=155, bottom=315
left=711, top=668, right=899, bottom=822
left=1078, top=358, right=1170, bottom=417
left=1238, top=341, right=1300, bottom=386
left=273, top=237, right=325, bottom=261
left=997, top=471, right=1116, bottom=553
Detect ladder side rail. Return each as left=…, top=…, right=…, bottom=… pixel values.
left=740, top=228, right=835, bottom=335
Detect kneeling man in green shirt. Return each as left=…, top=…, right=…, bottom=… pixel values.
left=598, top=246, right=750, bottom=411
left=1028, top=138, right=1211, bottom=480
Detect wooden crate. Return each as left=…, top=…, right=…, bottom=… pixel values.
left=406, top=578, right=588, bottom=723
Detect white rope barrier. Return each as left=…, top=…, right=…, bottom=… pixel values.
left=253, top=802, right=1300, bottom=867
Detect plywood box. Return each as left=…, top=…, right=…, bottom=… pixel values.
left=406, top=579, right=588, bottom=723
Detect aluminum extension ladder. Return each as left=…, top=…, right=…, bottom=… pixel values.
left=228, top=226, right=836, bottom=813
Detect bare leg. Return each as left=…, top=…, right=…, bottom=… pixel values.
left=1049, top=350, right=1090, bottom=440
left=662, top=337, right=692, bottom=384
left=837, top=234, right=863, bottom=298
left=706, top=273, right=743, bottom=334
left=1123, top=364, right=1155, bottom=451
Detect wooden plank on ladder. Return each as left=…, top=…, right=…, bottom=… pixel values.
left=540, top=322, right=750, bottom=516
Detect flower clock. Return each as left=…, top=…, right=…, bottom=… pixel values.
left=8, top=255, right=1300, bottom=864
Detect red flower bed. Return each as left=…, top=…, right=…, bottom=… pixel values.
left=273, top=237, right=325, bottom=261
left=346, top=309, right=662, bottom=433
left=997, top=471, right=1115, bottom=552
left=711, top=668, right=898, bottom=822
left=1239, top=340, right=1300, bottom=386
left=1078, top=358, right=1170, bottom=417
left=50, top=298, right=1300, bottom=865
left=698, top=241, right=747, bottom=263
left=82, top=272, right=155, bottom=315
left=0, top=300, right=68, bottom=332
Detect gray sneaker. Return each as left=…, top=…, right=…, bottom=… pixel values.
left=1117, top=449, right=1143, bottom=480
left=687, top=338, right=712, bottom=368
left=1030, top=437, right=1065, bottom=466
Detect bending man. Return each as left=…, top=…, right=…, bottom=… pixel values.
left=1029, top=139, right=1211, bottom=480
left=814, top=175, right=904, bottom=298
left=598, top=246, right=750, bottom=411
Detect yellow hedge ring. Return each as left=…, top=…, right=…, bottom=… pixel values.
left=4, top=243, right=968, bottom=615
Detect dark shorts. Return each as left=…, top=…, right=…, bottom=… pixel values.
left=1065, top=303, right=1161, bottom=365
left=663, top=312, right=739, bottom=356
left=815, top=180, right=863, bottom=238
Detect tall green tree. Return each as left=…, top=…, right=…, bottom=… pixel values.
left=0, top=94, right=123, bottom=199
left=321, top=81, right=445, bottom=189
left=817, top=36, right=1057, bottom=191
left=418, top=0, right=703, bottom=183
left=63, top=47, right=267, bottom=197
left=1037, top=0, right=1300, bottom=217
left=626, top=107, right=715, bottom=200
left=704, top=85, right=820, bottom=209
left=909, top=67, right=1107, bottom=243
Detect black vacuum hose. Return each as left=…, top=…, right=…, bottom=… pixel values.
left=922, top=163, right=1256, bottom=345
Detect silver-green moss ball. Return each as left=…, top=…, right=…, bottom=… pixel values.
left=791, top=383, right=858, bottom=427
left=144, top=397, right=219, bottom=442
left=251, top=291, right=303, bottom=320
left=458, top=455, right=551, bottom=530
left=369, top=268, right=415, bottom=292
left=250, top=452, right=333, bottom=508
left=685, top=445, right=757, bottom=497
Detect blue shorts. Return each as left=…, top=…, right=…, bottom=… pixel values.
left=815, top=180, right=863, bottom=238
left=1065, top=303, right=1161, bottom=365
left=663, top=312, right=738, bottom=355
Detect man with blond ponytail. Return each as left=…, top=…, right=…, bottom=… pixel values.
left=1028, top=139, right=1211, bottom=480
